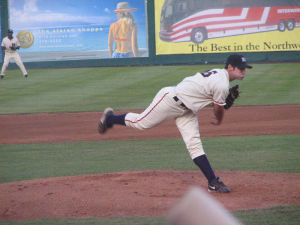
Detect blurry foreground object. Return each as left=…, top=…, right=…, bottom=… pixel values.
left=167, top=187, right=243, bottom=225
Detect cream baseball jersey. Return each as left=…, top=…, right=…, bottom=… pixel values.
left=175, top=69, right=230, bottom=114
left=1, top=37, right=20, bottom=53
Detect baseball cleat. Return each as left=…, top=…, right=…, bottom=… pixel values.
left=208, top=177, right=231, bottom=193
left=98, top=108, right=114, bottom=134
left=24, top=74, right=28, bottom=78
left=0, top=75, right=4, bottom=79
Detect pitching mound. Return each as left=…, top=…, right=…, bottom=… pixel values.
left=1, top=170, right=300, bottom=220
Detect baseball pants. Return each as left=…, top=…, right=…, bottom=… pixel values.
left=125, top=86, right=205, bottom=159
left=1, top=52, right=27, bottom=76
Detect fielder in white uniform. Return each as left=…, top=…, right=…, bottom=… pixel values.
left=1, top=29, right=28, bottom=79
left=98, top=54, right=252, bottom=193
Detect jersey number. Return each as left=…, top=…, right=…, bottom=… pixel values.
left=201, top=70, right=217, bottom=77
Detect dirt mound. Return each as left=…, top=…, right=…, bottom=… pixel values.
left=1, top=170, right=300, bottom=220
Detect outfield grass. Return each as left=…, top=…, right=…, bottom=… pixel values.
left=1, top=134, right=299, bottom=183
left=0, top=63, right=299, bottom=114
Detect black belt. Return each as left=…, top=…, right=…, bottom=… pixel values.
left=173, top=96, right=188, bottom=110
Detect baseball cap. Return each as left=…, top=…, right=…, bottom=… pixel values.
left=226, top=54, right=252, bottom=69
left=8, top=29, right=13, bottom=33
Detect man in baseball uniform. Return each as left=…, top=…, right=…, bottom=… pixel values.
left=98, top=54, right=252, bottom=193
left=1, top=29, right=28, bottom=79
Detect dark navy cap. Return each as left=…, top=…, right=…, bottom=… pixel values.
left=226, top=54, right=252, bottom=69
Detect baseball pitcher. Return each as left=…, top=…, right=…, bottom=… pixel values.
left=98, top=54, right=252, bottom=193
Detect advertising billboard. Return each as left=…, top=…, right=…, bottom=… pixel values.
left=155, top=0, right=300, bottom=55
left=9, top=0, right=148, bottom=62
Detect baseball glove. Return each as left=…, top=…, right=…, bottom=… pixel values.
left=10, top=43, right=19, bottom=51
left=224, top=85, right=239, bottom=109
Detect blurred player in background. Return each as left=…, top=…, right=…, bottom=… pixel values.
left=1, top=29, right=28, bottom=79
left=108, top=2, right=139, bottom=58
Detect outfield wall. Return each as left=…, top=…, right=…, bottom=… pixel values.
left=1, top=0, right=300, bottom=70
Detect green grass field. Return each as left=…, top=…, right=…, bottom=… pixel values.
left=0, top=63, right=299, bottom=114
left=0, top=63, right=300, bottom=225
left=1, top=205, right=300, bottom=225
left=1, top=135, right=300, bottom=183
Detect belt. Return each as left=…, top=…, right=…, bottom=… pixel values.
left=173, top=96, right=188, bottom=110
